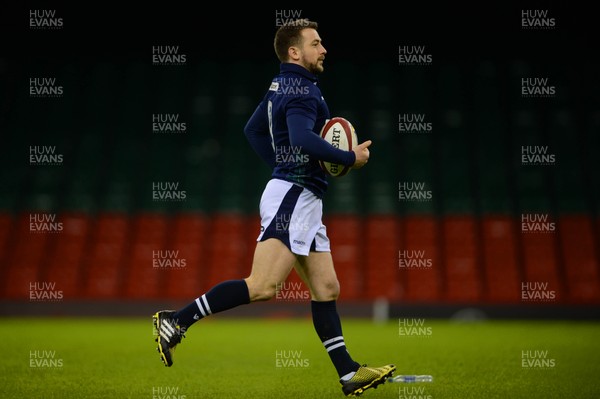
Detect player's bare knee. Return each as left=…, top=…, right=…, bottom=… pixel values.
left=327, top=280, right=341, bottom=300
left=253, top=286, right=277, bottom=302
left=246, top=278, right=277, bottom=302
left=314, top=279, right=340, bottom=301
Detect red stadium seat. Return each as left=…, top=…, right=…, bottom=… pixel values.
left=2, top=213, right=50, bottom=299
left=401, top=215, right=442, bottom=302
left=0, top=213, right=14, bottom=271
left=81, top=213, right=130, bottom=299
left=122, top=213, right=170, bottom=299
left=364, top=215, right=402, bottom=301
left=558, top=215, right=600, bottom=304
left=165, top=213, right=209, bottom=300
left=520, top=217, right=563, bottom=302
left=326, top=215, right=363, bottom=301
left=441, top=216, right=483, bottom=303
left=481, top=216, right=521, bottom=303
left=243, top=216, right=262, bottom=278
left=0, top=212, right=15, bottom=298
left=44, top=212, right=92, bottom=298
left=205, top=213, right=251, bottom=288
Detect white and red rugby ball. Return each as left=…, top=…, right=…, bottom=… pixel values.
left=318, top=117, right=358, bottom=177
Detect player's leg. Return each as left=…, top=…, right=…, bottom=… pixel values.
left=245, top=238, right=297, bottom=301
left=294, top=250, right=339, bottom=301
left=295, top=250, right=361, bottom=380
left=153, top=238, right=296, bottom=367
left=296, top=241, right=395, bottom=396
left=173, top=238, right=295, bottom=326
left=154, top=178, right=302, bottom=366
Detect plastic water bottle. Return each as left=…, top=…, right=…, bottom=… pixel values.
left=388, top=375, right=433, bottom=383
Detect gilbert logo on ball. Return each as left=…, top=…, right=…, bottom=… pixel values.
left=319, top=117, right=358, bottom=177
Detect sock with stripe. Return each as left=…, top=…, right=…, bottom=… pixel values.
left=311, top=300, right=361, bottom=379
left=173, top=279, right=250, bottom=330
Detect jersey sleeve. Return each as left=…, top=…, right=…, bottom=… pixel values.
left=286, top=95, right=356, bottom=166
left=244, top=102, right=276, bottom=169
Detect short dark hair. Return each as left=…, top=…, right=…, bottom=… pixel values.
left=274, top=19, right=319, bottom=62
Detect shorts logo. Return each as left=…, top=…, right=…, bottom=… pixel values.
left=293, top=239, right=305, bottom=246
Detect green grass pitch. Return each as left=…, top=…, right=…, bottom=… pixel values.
left=2, top=316, right=599, bottom=398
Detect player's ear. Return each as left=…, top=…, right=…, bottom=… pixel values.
left=288, top=46, right=301, bottom=61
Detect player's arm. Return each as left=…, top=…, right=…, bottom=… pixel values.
left=286, top=98, right=356, bottom=166
left=244, top=102, right=276, bottom=169
left=287, top=113, right=355, bottom=165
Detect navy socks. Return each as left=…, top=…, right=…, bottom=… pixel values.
left=173, top=279, right=250, bottom=329
left=311, top=300, right=360, bottom=378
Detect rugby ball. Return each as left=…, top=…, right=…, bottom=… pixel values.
left=318, top=117, right=358, bottom=177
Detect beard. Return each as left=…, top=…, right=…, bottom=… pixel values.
left=302, top=57, right=324, bottom=74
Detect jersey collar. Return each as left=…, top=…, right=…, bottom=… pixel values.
left=280, top=63, right=318, bottom=83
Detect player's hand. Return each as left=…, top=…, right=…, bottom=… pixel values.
left=352, top=140, right=372, bottom=169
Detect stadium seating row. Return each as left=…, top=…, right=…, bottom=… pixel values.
left=1, top=212, right=598, bottom=304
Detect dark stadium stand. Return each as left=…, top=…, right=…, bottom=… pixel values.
left=1, top=56, right=598, bottom=311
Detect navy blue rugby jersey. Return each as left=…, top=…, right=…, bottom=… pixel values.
left=244, top=62, right=355, bottom=198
